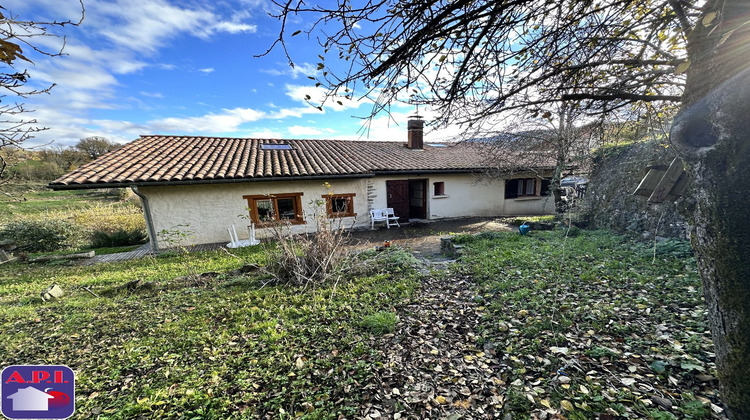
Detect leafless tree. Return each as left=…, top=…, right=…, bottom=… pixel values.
left=0, top=2, right=84, bottom=187
left=265, top=1, right=750, bottom=416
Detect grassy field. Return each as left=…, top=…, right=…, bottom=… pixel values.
left=0, top=245, right=421, bottom=418
left=0, top=184, right=146, bottom=253
left=0, top=191, right=721, bottom=420
left=0, top=184, right=127, bottom=223
left=455, top=230, right=720, bottom=419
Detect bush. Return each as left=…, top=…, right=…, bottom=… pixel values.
left=90, top=228, right=147, bottom=248
left=264, top=212, right=351, bottom=287
left=0, top=219, right=77, bottom=252
left=71, top=202, right=145, bottom=236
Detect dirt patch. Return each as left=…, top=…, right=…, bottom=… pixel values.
left=345, top=217, right=514, bottom=258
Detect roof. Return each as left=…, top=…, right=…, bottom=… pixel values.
left=49, top=135, right=550, bottom=189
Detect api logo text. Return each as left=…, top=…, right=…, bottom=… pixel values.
left=2, top=365, right=75, bottom=419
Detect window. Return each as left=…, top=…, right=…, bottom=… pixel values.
left=505, top=178, right=552, bottom=199
left=243, top=193, right=304, bottom=225
left=260, top=143, right=293, bottom=151
left=323, top=193, right=356, bottom=217
left=433, top=181, right=445, bottom=196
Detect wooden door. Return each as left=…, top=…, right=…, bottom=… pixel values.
left=386, top=180, right=409, bottom=219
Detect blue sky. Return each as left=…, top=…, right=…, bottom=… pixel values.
left=5, top=0, right=462, bottom=148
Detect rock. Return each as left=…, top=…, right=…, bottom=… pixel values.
left=41, top=284, right=64, bottom=301
left=651, top=396, right=673, bottom=409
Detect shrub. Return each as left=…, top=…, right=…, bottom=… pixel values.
left=90, top=228, right=147, bottom=248
left=263, top=214, right=350, bottom=287
left=0, top=219, right=77, bottom=252
left=71, top=202, right=145, bottom=236
left=563, top=225, right=582, bottom=237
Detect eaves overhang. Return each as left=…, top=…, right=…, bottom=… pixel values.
left=48, top=173, right=375, bottom=190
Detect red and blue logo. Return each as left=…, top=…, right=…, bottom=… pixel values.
left=1, top=365, right=75, bottom=419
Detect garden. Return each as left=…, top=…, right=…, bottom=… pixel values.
left=0, top=187, right=723, bottom=418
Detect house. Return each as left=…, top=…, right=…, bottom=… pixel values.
left=49, top=119, right=555, bottom=250
left=5, top=386, right=54, bottom=411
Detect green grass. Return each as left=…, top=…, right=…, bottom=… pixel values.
left=454, top=230, right=719, bottom=419
left=0, top=245, right=419, bottom=419
left=0, top=188, right=125, bottom=223
left=361, top=311, right=398, bottom=335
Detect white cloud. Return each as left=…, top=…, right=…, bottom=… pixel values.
left=213, top=21, right=258, bottom=34
left=140, top=91, right=164, bottom=98
left=199, top=68, right=215, bottom=74
left=288, top=125, right=323, bottom=136
left=247, top=129, right=282, bottom=139
left=329, top=110, right=464, bottom=143
left=284, top=84, right=364, bottom=111
left=261, top=62, right=318, bottom=79
left=147, top=107, right=266, bottom=133
left=91, top=0, right=257, bottom=55
left=268, top=106, right=322, bottom=120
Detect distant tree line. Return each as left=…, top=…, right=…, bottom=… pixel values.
left=3, top=136, right=120, bottom=182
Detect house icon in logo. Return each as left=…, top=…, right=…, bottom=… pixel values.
left=6, top=386, right=54, bottom=411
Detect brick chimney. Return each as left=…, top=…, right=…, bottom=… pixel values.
left=407, top=116, right=424, bottom=149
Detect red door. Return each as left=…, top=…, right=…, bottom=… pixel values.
left=386, top=180, right=409, bottom=219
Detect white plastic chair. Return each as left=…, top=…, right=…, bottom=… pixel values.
left=227, top=224, right=260, bottom=248
left=370, top=209, right=389, bottom=229
left=385, top=208, right=400, bottom=227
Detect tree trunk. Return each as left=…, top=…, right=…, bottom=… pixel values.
left=671, top=2, right=750, bottom=416
left=672, top=47, right=750, bottom=420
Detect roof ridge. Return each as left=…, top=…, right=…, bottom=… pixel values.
left=139, top=135, right=418, bottom=144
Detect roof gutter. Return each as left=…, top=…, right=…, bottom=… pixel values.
left=371, top=169, right=487, bottom=175
left=130, top=186, right=159, bottom=252
left=48, top=173, right=375, bottom=191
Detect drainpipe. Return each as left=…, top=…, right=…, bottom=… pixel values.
left=130, top=186, right=159, bottom=252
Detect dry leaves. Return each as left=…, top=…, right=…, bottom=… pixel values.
left=359, top=275, right=507, bottom=418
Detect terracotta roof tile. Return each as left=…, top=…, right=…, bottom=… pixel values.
left=50, top=135, right=549, bottom=188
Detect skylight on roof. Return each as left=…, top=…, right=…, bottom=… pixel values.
left=261, top=143, right=293, bottom=151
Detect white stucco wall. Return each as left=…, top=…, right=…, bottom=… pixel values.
left=368, top=173, right=554, bottom=219
left=367, top=173, right=507, bottom=219
left=502, top=195, right=556, bottom=215
left=138, top=173, right=554, bottom=247
left=139, top=179, right=370, bottom=247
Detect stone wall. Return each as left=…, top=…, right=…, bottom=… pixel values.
left=580, top=140, right=689, bottom=239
